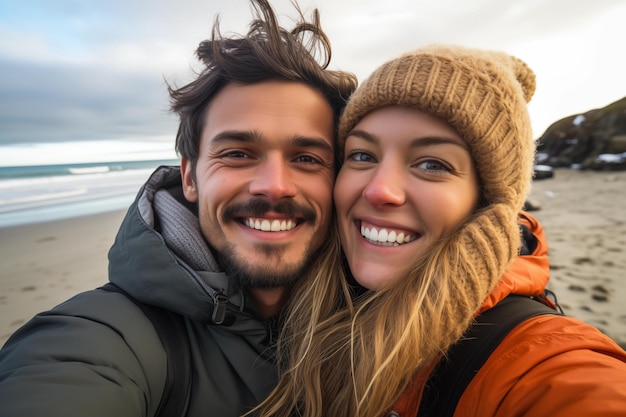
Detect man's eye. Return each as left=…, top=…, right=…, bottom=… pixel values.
left=224, top=151, right=249, bottom=158
left=295, top=155, right=321, bottom=164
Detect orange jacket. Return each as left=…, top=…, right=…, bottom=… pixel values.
left=393, top=212, right=626, bottom=416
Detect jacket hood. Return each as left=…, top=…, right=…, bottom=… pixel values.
left=108, top=166, right=246, bottom=324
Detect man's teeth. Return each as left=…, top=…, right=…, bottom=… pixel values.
left=245, top=218, right=296, bottom=232
left=361, top=225, right=416, bottom=246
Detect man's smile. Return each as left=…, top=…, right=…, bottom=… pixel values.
left=244, top=217, right=298, bottom=232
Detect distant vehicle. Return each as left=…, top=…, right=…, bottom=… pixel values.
left=533, top=165, right=554, bottom=180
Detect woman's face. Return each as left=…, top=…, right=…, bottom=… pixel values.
left=334, top=106, right=480, bottom=290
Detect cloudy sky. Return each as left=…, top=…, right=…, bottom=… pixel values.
left=1, top=0, right=625, bottom=165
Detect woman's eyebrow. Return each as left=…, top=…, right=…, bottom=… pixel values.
left=409, top=136, right=470, bottom=150
left=347, top=129, right=378, bottom=144
left=348, top=129, right=468, bottom=150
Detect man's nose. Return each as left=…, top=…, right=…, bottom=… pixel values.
left=248, top=156, right=297, bottom=200
left=362, top=166, right=406, bottom=207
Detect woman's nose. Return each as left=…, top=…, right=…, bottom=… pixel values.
left=362, top=166, right=406, bottom=207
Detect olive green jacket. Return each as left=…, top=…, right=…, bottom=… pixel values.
left=0, top=166, right=278, bottom=417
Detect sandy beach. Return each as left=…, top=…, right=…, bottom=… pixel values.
left=1, top=168, right=625, bottom=348
left=528, top=168, right=626, bottom=348
left=0, top=210, right=127, bottom=345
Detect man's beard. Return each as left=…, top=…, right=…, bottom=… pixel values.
left=217, top=197, right=320, bottom=289
left=217, top=240, right=316, bottom=289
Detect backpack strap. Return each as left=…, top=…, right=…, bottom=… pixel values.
left=100, top=283, right=192, bottom=417
left=417, top=294, right=561, bottom=417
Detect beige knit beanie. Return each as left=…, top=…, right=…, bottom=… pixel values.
left=338, top=45, right=539, bottom=365
left=339, top=44, right=536, bottom=211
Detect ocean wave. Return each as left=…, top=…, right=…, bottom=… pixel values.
left=0, top=162, right=177, bottom=226
left=0, top=159, right=178, bottom=180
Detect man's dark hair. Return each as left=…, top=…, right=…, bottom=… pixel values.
left=168, top=0, right=358, bottom=171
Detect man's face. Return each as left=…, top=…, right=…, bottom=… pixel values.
left=181, top=81, right=335, bottom=289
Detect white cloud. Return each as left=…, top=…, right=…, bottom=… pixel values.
left=1, top=0, right=625, bottom=156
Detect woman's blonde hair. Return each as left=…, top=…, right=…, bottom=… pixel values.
left=252, top=204, right=519, bottom=417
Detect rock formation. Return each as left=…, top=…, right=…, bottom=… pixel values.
left=536, top=96, right=626, bottom=171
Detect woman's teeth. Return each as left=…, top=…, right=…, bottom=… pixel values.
left=361, top=225, right=416, bottom=246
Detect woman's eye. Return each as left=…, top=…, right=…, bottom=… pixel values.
left=347, top=151, right=375, bottom=162
left=416, top=159, right=451, bottom=173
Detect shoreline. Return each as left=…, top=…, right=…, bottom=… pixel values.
left=1, top=169, right=625, bottom=347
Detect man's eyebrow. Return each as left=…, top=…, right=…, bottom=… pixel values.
left=210, top=130, right=261, bottom=144
left=210, top=130, right=333, bottom=153
left=290, top=136, right=334, bottom=154
left=348, top=129, right=469, bottom=150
